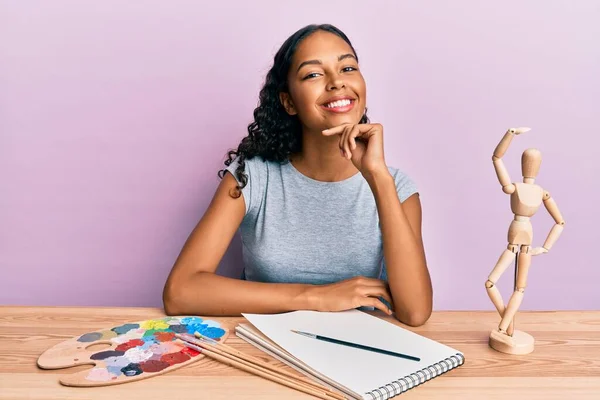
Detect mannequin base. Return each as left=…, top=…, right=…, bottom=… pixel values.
left=489, top=329, right=534, bottom=355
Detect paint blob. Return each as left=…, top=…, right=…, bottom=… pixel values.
left=106, top=365, right=123, bottom=377
left=115, top=339, right=145, bottom=352
left=90, top=350, right=125, bottom=360
left=140, top=319, right=170, bottom=330
left=169, top=324, right=188, bottom=333
left=181, top=346, right=201, bottom=357
left=154, top=332, right=175, bottom=342
left=111, top=323, right=140, bottom=335
left=121, top=363, right=143, bottom=377
left=99, top=330, right=118, bottom=340
left=181, top=317, right=203, bottom=325
left=160, top=351, right=190, bottom=366
left=139, top=360, right=170, bottom=373
left=193, top=324, right=226, bottom=339
left=124, top=347, right=153, bottom=364
left=77, top=332, right=103, bottom=342
left=104, top=356, right=131, bottom=369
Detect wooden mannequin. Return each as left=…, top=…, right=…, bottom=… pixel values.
left=485, top=127, right=565, bottom=354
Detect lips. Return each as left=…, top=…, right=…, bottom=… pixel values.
left=320, top=96, right=356, bottom=107
left=320, top=97, right=356, bottom=113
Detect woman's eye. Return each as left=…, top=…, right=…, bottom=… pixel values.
left=303, top=67, right=356, bottom=80
left=303, top=73, right=320, bottom=80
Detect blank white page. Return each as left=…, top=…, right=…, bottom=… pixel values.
left=243, top=310, right=462, bottom=397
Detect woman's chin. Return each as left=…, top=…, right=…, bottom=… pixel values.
left=323, top=114, right=360, bottom=127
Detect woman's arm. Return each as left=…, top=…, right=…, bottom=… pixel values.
left=163, top=172, right=313, bottom=316
left=365, top=170, right=433, bottom=326
left=163, top=172, right=393, bottom=316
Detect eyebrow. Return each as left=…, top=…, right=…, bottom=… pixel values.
left=296, top=53, right=356, bottom=73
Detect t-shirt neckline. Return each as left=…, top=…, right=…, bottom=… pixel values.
left=284, top=160, right=363, bottom=186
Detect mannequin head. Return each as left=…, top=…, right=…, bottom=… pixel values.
left=522, top=148, right=542, bottom=182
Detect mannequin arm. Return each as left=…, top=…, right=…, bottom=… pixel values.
left=492, top=129, right=517, bottom=194
left=541, top=190, right=565, bottom=250
left=492, top=127, right=530, bottom=194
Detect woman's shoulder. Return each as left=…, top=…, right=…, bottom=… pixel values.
left=223, top=155, right=280, bottom=216
left=225, top=155, right=279, bottom=176
left=386, top=165, right=419, bottom=202
left=224, top=155, right=286, bottom=193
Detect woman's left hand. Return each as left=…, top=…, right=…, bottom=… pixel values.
left=322, top=123, right=388, bottom=177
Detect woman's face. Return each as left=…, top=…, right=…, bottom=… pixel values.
left=281, top=30, right=367, bottom=132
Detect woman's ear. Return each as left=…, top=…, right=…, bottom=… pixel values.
left=279, top=92, right=297, bottom=115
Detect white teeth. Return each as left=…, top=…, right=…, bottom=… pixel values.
left=326, top=99, right=352, bottom=108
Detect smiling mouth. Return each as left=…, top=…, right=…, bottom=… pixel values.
left=320, top=99, right=356, bottom=113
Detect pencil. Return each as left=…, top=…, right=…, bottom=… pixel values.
left=180, top=340, right=339, bottom=400
left=291, top=330, right=421, bottom=362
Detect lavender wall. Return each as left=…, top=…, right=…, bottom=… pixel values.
left=1, top=1, right=598, bottom=310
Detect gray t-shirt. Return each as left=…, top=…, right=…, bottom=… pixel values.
left=225, top=156, right=418, bottom=284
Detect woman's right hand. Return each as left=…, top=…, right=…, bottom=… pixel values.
left=305, top=276, right=394, bottom=315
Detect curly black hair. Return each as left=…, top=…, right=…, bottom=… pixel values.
left=217, top=24, right=369, bottom=197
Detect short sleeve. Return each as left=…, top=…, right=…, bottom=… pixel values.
left=224, top=156, right=263, bottom=216
left=391, top=167, right=418, bottom=202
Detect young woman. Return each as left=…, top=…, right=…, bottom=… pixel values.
left=163, top=24, right=432, bottom=326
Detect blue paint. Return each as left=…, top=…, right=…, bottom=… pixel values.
left=77, top=332, right=102, bottom=342
left=187, top=323, right=226, bottom=339
left=106, top=365, right=123, bottom=376
left=185, top=323, right=204, bottom=335
left=169, top=324, right=187, bottom=334
left=181, top=317, right=203, bottom=325
left=111, top=323, right=140, bottom=335
left=121, top=363, right=143, bottom=377
left=104, top=355, right=130, bottom=368
left=141, top=335, right=158, bottom=344
left=198, top=326, right=226, bottom=339
left=139, top=341, right=154, bottom=351
left=201, top=320, right=221, bottom=328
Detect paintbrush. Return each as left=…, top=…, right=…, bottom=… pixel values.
left=175, top=333, right=344, bottom=400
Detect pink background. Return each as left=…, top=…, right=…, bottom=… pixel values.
left=1, top=1, right=598, bottom=310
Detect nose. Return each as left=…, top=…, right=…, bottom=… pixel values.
left=327, top=76, right=345, bottom=91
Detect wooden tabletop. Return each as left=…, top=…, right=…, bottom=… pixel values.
left=0, top=307, right=599, bottom=399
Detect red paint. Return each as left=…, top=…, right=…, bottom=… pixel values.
left=160, top=351, right=190, bottom=366
left=181, top=346, right=201, bottom=357
left=139, top=359, right=170, bottom=373
left=154, top=332, right=175, bottom=342
left=115, top=339, right=144, bottom=352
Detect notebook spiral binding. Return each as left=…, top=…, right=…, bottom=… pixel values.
left=365, top=352, right=465, bottom=400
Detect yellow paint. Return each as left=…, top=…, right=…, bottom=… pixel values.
left=140, top=319, right=170, bottom=330
left=100, top=330, right=118, bottom=340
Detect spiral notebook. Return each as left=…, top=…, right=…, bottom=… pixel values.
left=237, top=309, right=464, bottom=399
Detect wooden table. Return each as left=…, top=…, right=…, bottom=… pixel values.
left=0, top=307, right=599, bottom=399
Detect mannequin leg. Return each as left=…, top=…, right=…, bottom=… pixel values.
left=485, top=245, right=517, bottom=335
left=498, top=246, right=532, bottom=333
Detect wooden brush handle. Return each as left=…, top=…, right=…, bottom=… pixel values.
left=184, top=342, right=336, bottom=400
left=185, top=333, right=343, bottom=399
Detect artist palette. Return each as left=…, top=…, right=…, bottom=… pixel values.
left=37, top=316, right=229, bottom=387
